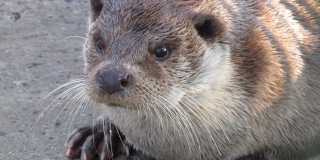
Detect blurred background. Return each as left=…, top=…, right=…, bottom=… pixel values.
left=0, top=0, right=94, bottom=159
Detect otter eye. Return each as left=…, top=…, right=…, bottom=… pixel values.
left=153, top=47, right=169, bottom=60
left=95, top=39, right=104, bottom=52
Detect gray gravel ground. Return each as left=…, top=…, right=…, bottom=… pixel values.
left=0, top=0, right=93, bottom=159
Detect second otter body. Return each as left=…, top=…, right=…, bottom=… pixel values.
left=65, top=0, right=320, bottom=159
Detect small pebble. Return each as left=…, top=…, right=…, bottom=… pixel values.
left=9, top=12, right=21, bottom=22
left=65, top=0, right=73, bottom=3
left=0, top=131, right=6, bottom=136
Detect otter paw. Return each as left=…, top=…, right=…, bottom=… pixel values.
left=65, top=124, right=129, bottom=160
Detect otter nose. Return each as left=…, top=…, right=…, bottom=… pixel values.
left=98, top=65, right=131, bottom=95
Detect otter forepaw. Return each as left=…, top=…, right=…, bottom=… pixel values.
left=65, top=123, right=129, bottom=160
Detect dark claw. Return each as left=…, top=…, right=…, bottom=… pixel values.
left=65, top=119, right=156, bottom=160
left=99, top=125, right=127, bottom=160
left=65, top=120, right=129, bottom=160
left=81, top=133, right=104, bottom=160
left=65, top=127, right=93, bottom=159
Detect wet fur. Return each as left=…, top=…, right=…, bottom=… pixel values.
left=80, top=0, right=320, bottom=159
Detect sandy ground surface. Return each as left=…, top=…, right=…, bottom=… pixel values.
left=0, top=0, right=95, bottom=159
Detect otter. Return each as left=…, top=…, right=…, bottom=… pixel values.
left=64, top=0, right=320, bottom=159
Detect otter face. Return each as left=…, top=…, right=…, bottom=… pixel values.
left=84, top=0, right=229, bottom=110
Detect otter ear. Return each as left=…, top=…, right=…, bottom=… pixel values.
left=90, top=0, right=104, bottom=22
left=193, top=14, right=224, bottom=42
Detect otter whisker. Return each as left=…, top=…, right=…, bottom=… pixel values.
left=170, top=88, right=223, bottom=156
left=143, top=97, right=154, bottom=127
left=176, top=99, right=205, bottom=156
left=32, top=79, right=84, bottom=130
left=158, top=95, right=198, bottom=154
left=91, top=103, right=99, bottom=150
left=36, top=79, right=83, bottom=111
left=152, top=97, right=173, bottom=145
left=148, top=98, right=167, bottom=147
left=36, top=70, right=83, bottom=80
left=168, top=87, right=224, bottom=157
left=154, top=96, right=182, bottom=139
left=156, top=96, right=195, bottom=147
left=67, top=90, right=87, bottom=134
left=50, top=83, right=84, bottom=112
left=51, top=87, right=86, bottom=130
left=109, top=118, right=114, bottom=158
left=101, top=116, right=112, bottom=159
left=156, top=92, right=199, bottom=148
left=63, top=89, right=86, bottom=129
left=157, top=96, right=184, bottom=134
left=69, top=89, right=88, bottom=122
left=169, top=101, right=201, bottom=154
left=115, top=126, right=126, bottom=155
left=61, top=36, right=88, bottom=41
left=63, top=86, right=86, bottom=120
left=91, top=101, right=99, bottom=131
left=79, top=95, right=93, bottom=123
left=178, top=98, right=221, bottom=157
left=151, top=101, right=165, bottom=131
left=183, top=92, right=231, bottom=143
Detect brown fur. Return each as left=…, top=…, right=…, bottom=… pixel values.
left=82, top=0, right=320, bottom=159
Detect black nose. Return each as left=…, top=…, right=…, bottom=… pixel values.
left=98, top=65, right=131, bottom=95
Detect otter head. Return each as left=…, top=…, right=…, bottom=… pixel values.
left=84, top=0, right=230, bottom=111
